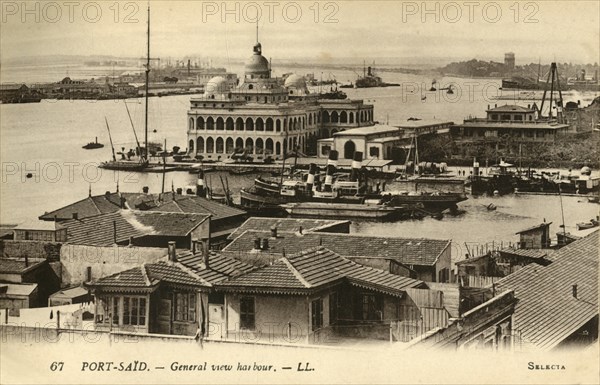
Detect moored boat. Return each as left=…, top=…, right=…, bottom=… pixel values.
left=82, top=137, right=104, bottom=149
left=281, top=202, right=406, bottom=221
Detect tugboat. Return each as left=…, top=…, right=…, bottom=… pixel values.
left=82, top=137, right=104, bottom=149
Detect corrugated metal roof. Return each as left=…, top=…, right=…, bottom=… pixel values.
left=227, top=217, right=349, bottom=240
left=496, top=230, right=599, bottom=350
left=223, top=230, right=450, bottom=267
left=219, top=246, right=424, bottom=296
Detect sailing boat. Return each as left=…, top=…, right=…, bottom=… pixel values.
left=99, top=6, right=151, bottom=172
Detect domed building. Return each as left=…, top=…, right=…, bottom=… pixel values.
left=186, top=38, right=375, bottom=160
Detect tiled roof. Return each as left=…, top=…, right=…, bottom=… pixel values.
left=223, top=230, right=450, bottom=267
left=218, top=246, right=424, bottom=296
left=515, top=222, right=552, bottom=234
left=88, top=260, right=210, bottom=290
left=39, top=194, right=121, bottom=221
left=0, top=259, right=46, bottom=274
left=131, top=211, right=210, bottom=237
left=40, top=192, right=244, bottom=222
left=498, top=247, right=555, bottom=260
left=227, top=217, right=349, bottom=240
left=60, top=210, right=209, bottom=246
left=148, top=195, right=246, bottom=220
left=496, top=231, right=599, bottom=350
left=176, top=251, right=255, bottom=284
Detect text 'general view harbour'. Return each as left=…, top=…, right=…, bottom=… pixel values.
left=1, top=2, right=599, bottom=384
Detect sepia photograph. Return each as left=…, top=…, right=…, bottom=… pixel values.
left=0, top=1, right=598, bottom=384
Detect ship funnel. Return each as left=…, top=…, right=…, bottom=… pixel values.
left=324, top=150, right=338, bottom=192
left=350, top=152, right=363, bottom=182
left=306, top=163, right=317, bottom=192
left=196, top=169, right=206, bottom=198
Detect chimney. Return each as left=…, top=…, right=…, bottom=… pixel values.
left=191, top=239, right=197, bottom=254
left=202, top=238, right=210, bottom=269
left=261, top=238, right=269, bottom=250
left=128, top=236, right=134, bottom=246
left=120, top=197, right=126, bottom=209
left=86, top=266, right=92, bottom=282
left=72, top=212, right=78, bottom=220
left=24, top=255, right=29, bottom=267
left=572, top=284, right=578, bottom=299
left=167, top=241, right=177, bottom=262
left=270, top=226, right=277, bottom=238
left=254, top=238, right=262, bottom=250
left=324, top=150, right=338, bottom=192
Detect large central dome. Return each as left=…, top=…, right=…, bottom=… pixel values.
left=245, top=42, right=270, bottom=78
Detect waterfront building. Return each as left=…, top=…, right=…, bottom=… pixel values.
left=317, top=119, right=453, bottom=161
left=186, top=39, right=374, bottom=160
left=450, top=104, right=570, bottom=152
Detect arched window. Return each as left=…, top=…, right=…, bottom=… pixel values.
left=216, top=137, right=224, bottom=153
left=216, top=117, right=224, bottom=130
left=226, top=118, right=234, bottom=130
left=256, top=117, right=264, bottom=131
left=236, top=117, right=244, bottom=130
left=317, top=111, right=321, bottom=123
left=266, top=118, right=274, bottom=131
left=255, top=138, right=264, bottom=152
left=206, top=117, right=214, bottom=130
left=189, top=118, right=195, bottom=130
left=331, top=111, right=339, bottom=123
left=276, top=119, right=281, bottom=132
left=265, top=138, right=274, bottom=153
left=283, top=119, right=287, bottom=131
left=235, top=137, right=244, bottom=151
left=245, top=138, right=254, bottom=153
left=340, top=111, right=347, bottom=123
left=344, top=140, right=356, bottom=159
left=349, top=112, right=354, bottom=124
left=276, top=141, right=281, bottom=155
left=308, top=114, right=312, bottom=125
left=189, top=139, right=194, bottom=153
left=197, top=137, right=204, bottom=153
left=197, top=117, right=205, bottom=130
left=245, top=117, right=254, bottom=131
left=226, top=137, right=234, bottom=153
left=323, top=111, right=330, bottom=123
left=206, top=137, right=214, bottom=153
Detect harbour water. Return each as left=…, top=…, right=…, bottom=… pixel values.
left=1, top=68, right=598, bottom=263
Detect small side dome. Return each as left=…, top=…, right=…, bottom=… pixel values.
left=204, top=76, right=229, bottom=96
left=581, top=166, right=592, bottom=176
left=284, top=74, right=306, bottom=89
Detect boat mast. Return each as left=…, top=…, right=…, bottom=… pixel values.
left=104, top=117, right=117, bottom=162
left=124, top=101, right=142, bottom=156
left=144, top=5, right=150, bottom=161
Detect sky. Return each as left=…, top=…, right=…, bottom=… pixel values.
left=1, top=0, right=599, bottom=66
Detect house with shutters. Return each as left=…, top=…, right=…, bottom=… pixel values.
left=217, top=246, right=427, bottom=343
left=85, top=242, right=254, bottom=336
